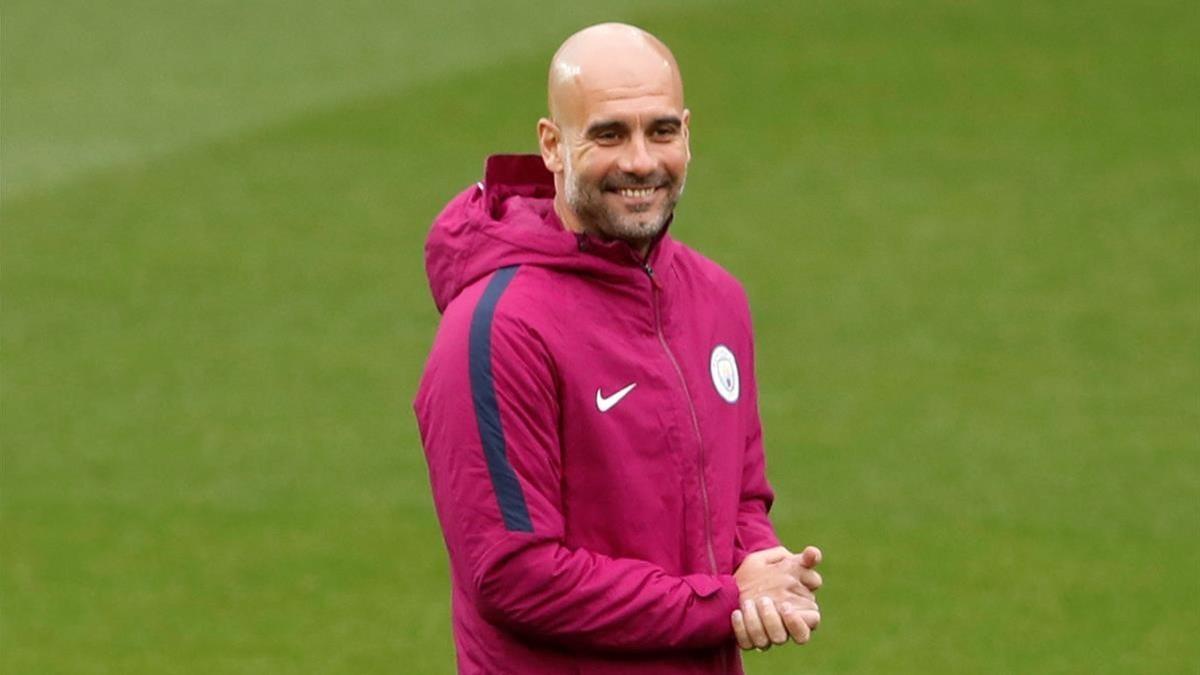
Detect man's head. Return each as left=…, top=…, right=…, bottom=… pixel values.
left=537, top=23, right=691, bottom=253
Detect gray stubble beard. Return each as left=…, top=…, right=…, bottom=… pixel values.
left=563, top=153, right=685, bottom=249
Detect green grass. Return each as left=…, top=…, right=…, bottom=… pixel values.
left=3, top=1, right=1198, bottom=673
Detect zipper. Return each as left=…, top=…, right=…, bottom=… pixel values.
left=645, top=263, right=719, bottom=574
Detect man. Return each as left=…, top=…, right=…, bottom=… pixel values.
left=414, top=23, right=823, bottom=674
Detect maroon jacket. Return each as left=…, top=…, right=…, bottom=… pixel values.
left=414, top=155, right=781, bottom=674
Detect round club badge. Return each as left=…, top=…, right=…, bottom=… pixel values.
left=709, top=344, right=740, bottom=404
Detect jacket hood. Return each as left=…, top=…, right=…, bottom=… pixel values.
left=424, top=154, right=675, bottom=313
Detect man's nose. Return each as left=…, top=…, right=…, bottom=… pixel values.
left=617, top=134, right=657, bottom=176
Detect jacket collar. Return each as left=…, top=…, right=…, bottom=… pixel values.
left=483, top=154, right=677, bottom=276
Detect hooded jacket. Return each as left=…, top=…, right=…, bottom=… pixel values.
left=414, top=155, right=780, bottom=674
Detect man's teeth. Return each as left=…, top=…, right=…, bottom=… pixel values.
left=617, top=187, right=655, bottom=198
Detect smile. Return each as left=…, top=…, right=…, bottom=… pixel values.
left=614, top=187, right=657, bottom=198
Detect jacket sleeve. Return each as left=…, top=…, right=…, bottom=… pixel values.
left=416, top=301, right=741, bottom=652
left=732, top=299, right=782, bottom=571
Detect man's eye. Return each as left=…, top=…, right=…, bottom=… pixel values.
left=652, top=127, right=678, bottom=140
left=596, top=131, right=619, bottom=142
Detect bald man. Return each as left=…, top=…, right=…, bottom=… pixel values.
left=415, top=24, right=822, bottom=674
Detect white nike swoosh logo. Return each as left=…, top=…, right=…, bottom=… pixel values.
left=596, top=383, right=637, bottom=412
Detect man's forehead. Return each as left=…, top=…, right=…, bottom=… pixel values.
left=578, top=91, right=682, bottom=127
left=555, top=63, right=682, bottom=126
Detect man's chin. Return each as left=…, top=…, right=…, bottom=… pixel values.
left=604, top=217, right=667, bottom=244
left=613, top=200, right=665, bottom=221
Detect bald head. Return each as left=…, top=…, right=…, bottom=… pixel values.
left=547, top=23, right=684, bottom=128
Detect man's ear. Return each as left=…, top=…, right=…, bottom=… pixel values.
left=538, top=118, right=564, bottom=173
left=682, top=108, right=692, bottom=162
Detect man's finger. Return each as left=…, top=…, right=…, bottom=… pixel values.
left=740, top=598, right=771, bottom=650
left=799, top=568, right=823, bottom=591
left=785, top=597, right=819, bottom=612
left=731, top=610, right=755, bottom=651
left=779, top=605, right=812, bottom=645
left=799, top=546, right=822, bottom=568
left=796, top=609, right=821, bottom=632
left=789, top=583, right=816, bottom=601
left=781, top=556, right=818, bottom=590
left=758, top=597, right=789, bottom=645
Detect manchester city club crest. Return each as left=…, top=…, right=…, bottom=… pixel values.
left=709, top=344, right=739, bottom=403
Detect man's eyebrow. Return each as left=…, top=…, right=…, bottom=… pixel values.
left=585, top=116, right=682, bottom=137
left=584, top=120, right=628, bottom=137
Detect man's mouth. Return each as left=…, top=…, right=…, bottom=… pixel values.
left=614, top=187, right=657, bottom=199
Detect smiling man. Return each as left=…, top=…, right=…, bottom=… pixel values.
left=414, top=23, right=823, bottom=674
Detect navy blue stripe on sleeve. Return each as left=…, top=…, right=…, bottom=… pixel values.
left=468, top=265, right=533, bottom=533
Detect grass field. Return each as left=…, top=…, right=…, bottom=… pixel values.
left=3, top=1, right=1198, bottom=673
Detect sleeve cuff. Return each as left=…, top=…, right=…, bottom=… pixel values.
left=678, top=573, right=742, bottom=646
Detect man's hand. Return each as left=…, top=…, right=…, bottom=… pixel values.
left=731, top=546, right=823, bottom=650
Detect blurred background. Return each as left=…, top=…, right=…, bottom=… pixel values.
left=3, top=1, right=1197, bottom=672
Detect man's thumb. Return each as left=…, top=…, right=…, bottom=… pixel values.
left=753, top=545, right=792, bottom=564
left=799, top=546, right=822, bottom=568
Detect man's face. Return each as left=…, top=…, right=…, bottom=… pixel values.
left=557, top=82, right=691, bottom=246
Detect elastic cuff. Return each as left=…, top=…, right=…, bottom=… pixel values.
left=683, top=573, right=741, bottom=613
left=677, top=574, right=742, bottom=647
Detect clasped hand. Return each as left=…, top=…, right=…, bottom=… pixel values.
left=731, top=546, right=823, bottom=650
